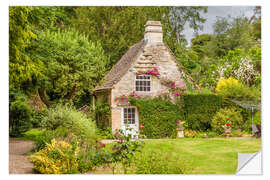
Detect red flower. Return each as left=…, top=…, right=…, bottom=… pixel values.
left=140, top=124, right=145, bottom=129
left=176, top=120, right=181, bottom=123
left=225, top=124, right=231, bottom=127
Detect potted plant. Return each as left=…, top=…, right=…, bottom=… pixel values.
left=223, top=123, right=231, bottom=137
left=176, top=120, right=185, bottom=138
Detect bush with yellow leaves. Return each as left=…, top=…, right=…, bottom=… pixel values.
left=30, top=139, right=80, bottom=174
left=216, top=77, right=259, bottom=100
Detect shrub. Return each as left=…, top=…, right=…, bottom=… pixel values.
left=98, top=126, right=116, bottom=139
left=33, top=129, right=62, bottom=151
left=216, top=77, right=260, bottom=100
left=178, top=93, right=223, bottom=131
left=77, top=148, right=111, bottom=173
left=30, top=139, right=79, bottom=174
left=31, top=110, right=47, bottom=128
left=231, top=129, right=251, bottom=137
left=184, top=129, right=198, bottom=138
left=129, top=97, right=182, bottom=138
left=253, top=111, right=261, bottom=125
left=95, top=102, right=111, bottom=129
left=111, top=129, right=145, bottom=174
left=23, top=129, right=44, bottom=140
left=9, top=100, right=32, bottom=137
left=211, top=108, right=244, bottom=134
left=41, top=104, right=98, bottom=143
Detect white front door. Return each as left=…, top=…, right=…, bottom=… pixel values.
left=122, top=107, right=139, bottom=138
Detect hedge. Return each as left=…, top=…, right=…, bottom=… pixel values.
left=127, top=92, right=250, bottom=138
left=129, top=97, right=183, bottom=138
left=177, top=93, right=223, bottom=131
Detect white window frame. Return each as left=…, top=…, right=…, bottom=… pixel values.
left=134, top=75, right=152, bottom=93
left=123, top=107, right=136, bottom=125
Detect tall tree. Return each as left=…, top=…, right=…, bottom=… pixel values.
left=191, top=34, right=212, bottom=58
left=29, top=29, right=108, bottom=107
left=9, top=7, right=43, bottom=91
left=9, top=6, right=75, bottom=92
left=72, top=6, right=207, bottom=68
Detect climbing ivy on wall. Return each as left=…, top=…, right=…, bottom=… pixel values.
left=129, top=97, right=183, bottom=138
left=95, top=102, right=111, bottom=130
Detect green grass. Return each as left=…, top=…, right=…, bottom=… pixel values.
left=23, top=128, right=44, bottom=140
left=92, top=138, right=261, bottom=174
left=142, top=138, right=261, bottom=174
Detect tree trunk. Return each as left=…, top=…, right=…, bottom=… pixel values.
left=67, top=86, right=76, bottom=102
left=38, top=87, right=51, bottom=108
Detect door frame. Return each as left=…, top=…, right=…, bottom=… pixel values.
left=121, top=106, right=139, bottom=138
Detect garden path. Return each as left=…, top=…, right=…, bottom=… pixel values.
left=9, top=139, right=35, bottom=174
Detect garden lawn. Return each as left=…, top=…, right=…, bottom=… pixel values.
left=142, top=138, right=261, bottom=174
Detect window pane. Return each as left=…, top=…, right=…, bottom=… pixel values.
left=147, top=81, right=150, bottom=86
left=147, top=87, right=150, bottom=91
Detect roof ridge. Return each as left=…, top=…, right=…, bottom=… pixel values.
left=94, top=39, right=145, bottom=91
left=163, top=43, right=199, bottom=89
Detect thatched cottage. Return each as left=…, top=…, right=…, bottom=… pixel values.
left=94, top=21, right=195, bottom=137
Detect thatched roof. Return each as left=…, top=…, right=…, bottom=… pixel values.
left=94, top=40, right=145, bottom=91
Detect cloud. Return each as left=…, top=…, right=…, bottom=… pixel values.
left=183, top=6, right=256, bottom=46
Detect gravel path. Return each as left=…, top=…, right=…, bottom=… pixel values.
left=9, top=139, right=35, bottom=174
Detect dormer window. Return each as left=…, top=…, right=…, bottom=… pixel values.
left=135, top=75, right=151, bottom=92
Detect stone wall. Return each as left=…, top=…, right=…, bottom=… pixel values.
left=110, top=42, right=186, bottom=133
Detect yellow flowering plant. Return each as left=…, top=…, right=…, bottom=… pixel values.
left=216, top=77, right=259, bottom=100
left=30, top=139, right=80, bottom=174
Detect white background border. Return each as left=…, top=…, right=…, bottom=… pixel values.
left=2, top=0, right=269, bottom=180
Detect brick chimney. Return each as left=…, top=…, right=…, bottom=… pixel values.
left=144, top=21, right=163, bottom=44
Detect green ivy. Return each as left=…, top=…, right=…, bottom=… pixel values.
left=129, top=97, right=183, bottom=138
left=95, top=102, right=111, bottom=130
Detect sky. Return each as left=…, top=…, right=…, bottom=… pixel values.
left=183, top=6, right=255, bottom=46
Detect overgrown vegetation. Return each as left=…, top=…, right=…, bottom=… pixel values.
left=9, top=89, right=33, bottom=137
left=35, top=104, right=98, bottom=151
left=211, top=108, right=244, bottom=134
left=30, top=139, right=80, bottom=174
left=129, top=97, right=183, bottom=138
left=9, top=6, right=261, bottom=174
left=178, top=93, right=223, bottom=131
